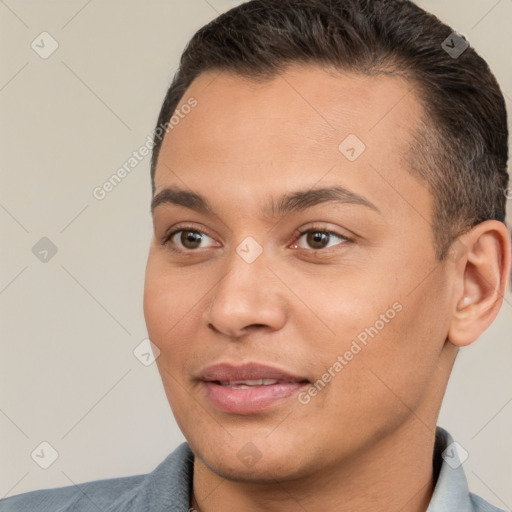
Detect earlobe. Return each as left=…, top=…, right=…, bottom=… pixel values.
left=447, top=220, right=511, bottom=348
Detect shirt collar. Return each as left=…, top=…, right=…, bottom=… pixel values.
left=427, top=426, right=474, bottom=511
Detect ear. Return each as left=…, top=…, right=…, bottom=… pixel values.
left=447, top=220, right=511, bottom=347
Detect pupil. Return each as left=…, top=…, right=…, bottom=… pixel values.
left=307, top=231, right=328, bottom=249
left=182, top=231, right=202, bottom=248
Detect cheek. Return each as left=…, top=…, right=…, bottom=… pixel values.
left=143, top=255, right=212, bottom=385
left=143, top=260, right=200, bottom=423
left=143, top=255, right=196, bottom=343
left=348, top=278, right=451, bottom=413
left=302, top=261, right=447, bottom=404
left=299, top=270, right=399, bottom=353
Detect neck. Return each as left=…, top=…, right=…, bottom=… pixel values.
left=190, top=420, right=437, bottom=512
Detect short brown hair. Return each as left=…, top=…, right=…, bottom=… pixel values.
left=150, top=0, right=509, bottom=259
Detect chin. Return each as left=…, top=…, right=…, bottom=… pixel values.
left=190, top=433, right=319, bottom=484
left=201, top=450, right=308, bottom=483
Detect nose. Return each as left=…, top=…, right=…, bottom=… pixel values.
left=203, top=247, right=288, bottom=339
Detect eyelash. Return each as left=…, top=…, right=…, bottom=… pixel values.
left=161, top=224, right=352, bottom=254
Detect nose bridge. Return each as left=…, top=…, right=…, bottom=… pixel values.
left=204, top=241, right=287, bottom=337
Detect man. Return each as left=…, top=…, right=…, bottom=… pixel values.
left=2, top=0, right=510, bottom=510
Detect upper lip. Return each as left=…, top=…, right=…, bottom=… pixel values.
left=199, top=363, right=309, bottom=383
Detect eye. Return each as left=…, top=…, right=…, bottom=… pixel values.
left=291, top=228, right=350, bottom=251
left=161, top=225, right=351, bottom=253
left=162, top=226, right=218, bottom=252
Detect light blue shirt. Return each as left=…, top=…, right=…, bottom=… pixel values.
left=0, top=427, right=505, bottom=511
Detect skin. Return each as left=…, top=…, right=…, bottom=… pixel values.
left=143, top=65, right=511, bottom=512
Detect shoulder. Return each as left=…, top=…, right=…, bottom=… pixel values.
left=0, top=474, right=145, bottom=512
left=0, top=442, right=194, bottom=512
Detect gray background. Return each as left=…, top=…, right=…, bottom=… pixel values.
left=1, top=0, right=511, bottom=508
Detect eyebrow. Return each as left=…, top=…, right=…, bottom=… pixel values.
left=150, top=184, right=380, bottom=217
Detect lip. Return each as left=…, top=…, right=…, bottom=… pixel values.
left=199, top=362, right=308, bottom=383
left=198, top=362, right=309, bottom=414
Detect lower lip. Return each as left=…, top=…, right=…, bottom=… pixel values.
left=201, top=381, right=307, bottom=414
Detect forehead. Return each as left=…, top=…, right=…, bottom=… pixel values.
left=154, top=65, right=430, bottom=221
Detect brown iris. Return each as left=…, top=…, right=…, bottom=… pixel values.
left=180, top=230, right=204, bottom=249
left=305, top=231, right=330, bottom=249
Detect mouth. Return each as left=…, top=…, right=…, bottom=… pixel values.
left=214, top=378, right=297, bottom=389
left=198, top=363, right=310, bottom=414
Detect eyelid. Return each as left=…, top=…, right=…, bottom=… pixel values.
left=294, top=224, right=351, bottom=239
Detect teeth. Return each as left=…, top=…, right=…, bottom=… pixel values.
left=219, top=378, right=280, bottom=388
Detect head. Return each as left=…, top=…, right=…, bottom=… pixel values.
left=143, top=0, right=510, bottom=484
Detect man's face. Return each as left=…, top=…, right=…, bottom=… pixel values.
left=144, top=66, right=455, bottom=481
